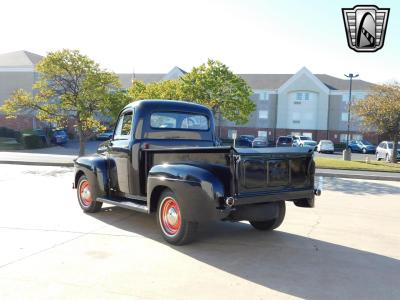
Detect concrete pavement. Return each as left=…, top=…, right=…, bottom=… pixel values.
left=0, top=165, right=399, bottom=299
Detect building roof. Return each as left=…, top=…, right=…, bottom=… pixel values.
left=0, top=50, right=372, bottom=91
left=0, top=50, right=43, bottom=67
left=118, top=73, right=165, bottom=87
left=119, top=71, right=372, bottom=91
left=315, top=74, right=372, bottom=90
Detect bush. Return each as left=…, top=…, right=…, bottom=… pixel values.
left=21, top=134, right=44, bottom=149
left=0, top=126, right=21, bottom=138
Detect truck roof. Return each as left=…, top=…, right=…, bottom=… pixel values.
left=124, top=99, right=212, bottom=115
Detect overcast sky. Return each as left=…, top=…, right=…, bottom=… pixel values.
left=1, top=0, right=399, bottom=83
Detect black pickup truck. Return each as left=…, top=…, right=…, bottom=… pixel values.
left=74, top=100, right=320, bottom=245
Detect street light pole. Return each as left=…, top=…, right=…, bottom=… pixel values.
left=344, top=73, right=359, bottom=148
left=343, top=73, right=359, bottom=160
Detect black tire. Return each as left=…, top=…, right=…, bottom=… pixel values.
left=157, top=189, right=198, bottom=245
left=77, top=175, right=102, bottom=213
left=250, top=201, right=286, bottom=231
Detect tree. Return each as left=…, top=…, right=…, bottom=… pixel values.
left=126, top=60, right=256, bottom=137
left=354, top=82, right=400, bottom=163
left=127, top=79, right=184, bottom=101
left=0, top=49, right=120, bottom=156
left=180, top=59, right=255, bottom=134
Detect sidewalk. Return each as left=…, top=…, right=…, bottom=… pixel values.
left=0, top=152, right=75, bottom=167
left=1, top=151, right=399, bottom=181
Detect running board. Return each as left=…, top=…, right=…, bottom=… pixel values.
left=97, top=197, right=149, bottom=213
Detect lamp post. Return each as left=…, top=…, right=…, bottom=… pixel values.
left=343, top=73, right=359, bottom=160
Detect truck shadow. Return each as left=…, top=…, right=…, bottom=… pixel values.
left=320, top=176, right=400, bottom=195
left=91, top=207, right=400, bottom=300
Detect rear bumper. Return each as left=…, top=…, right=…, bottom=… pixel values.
left=234, top=188, right=315, bottom=206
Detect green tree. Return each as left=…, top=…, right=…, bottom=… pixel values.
left=127, top=79, right=184, bottom=101
left=0, top=49, right=120, bottom=156
left=180, top=59, right=255, bottom=134
left=354, top=82, right=400, bottom=163
left=125, top=60, right=255, bottom=136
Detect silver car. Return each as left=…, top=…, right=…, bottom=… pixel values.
left=376, top=141, right=400, bottom=162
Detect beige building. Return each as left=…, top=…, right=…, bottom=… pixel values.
left=0, top=50, right=377, bottom=143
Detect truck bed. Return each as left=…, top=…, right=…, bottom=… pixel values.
left=144, top=146, right=315, bottom=204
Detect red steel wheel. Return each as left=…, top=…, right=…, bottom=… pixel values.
left=160, top=196, right=181, bottom=236
left=79, top=179, right=93, bottom=207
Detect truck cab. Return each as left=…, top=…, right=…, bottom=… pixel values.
left=74, top=100, right=320, bottom=245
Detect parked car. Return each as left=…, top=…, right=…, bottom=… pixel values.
left=96, top=130, right=114, bottom=141
left=276, top=136, right=293, bottom=147
left=252, top=137, right=268, bottom=148
left=236, top=135, right=255, bottom=147
left=51, top=129, right=68, bottom=145
left=317, top=140, right=334, bottom=153
left=376, top=141, right=400, bottom=162
left=348, top=140, right=376, bottom=154
left=294, top=136, right=317, bottom=150
left=74, top=100, right=320, bottom=245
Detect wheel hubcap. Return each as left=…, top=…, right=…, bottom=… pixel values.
left=160, top=197, right=181, bottom=236
left=79, top=180, right=92, bottom=206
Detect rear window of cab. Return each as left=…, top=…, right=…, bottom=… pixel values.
left=150, top=112, right=209, bottom=131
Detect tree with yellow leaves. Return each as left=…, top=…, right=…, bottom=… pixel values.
left=354, top=82, right=400, bottom=163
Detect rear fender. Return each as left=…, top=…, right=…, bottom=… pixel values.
left=147, top=164, right=228, bottom=222
left=74, top=155, right=109, bottom=198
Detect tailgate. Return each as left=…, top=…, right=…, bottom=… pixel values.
left=234, top=147, right=314, bottom=197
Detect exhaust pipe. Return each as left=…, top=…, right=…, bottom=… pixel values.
left=314, top=189, right=322, bottom=196
left=225, top=197, right=235, bottom=207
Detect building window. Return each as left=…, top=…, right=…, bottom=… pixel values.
left=292, top=120, right=300, bottom=124
left=296, top=92, right=309, bottom=101
left=340, top=134, right=349, bottom=143
left=258, top=131, right=267, bottom=138
left=341, top=112, right=348, bottom=122
left=259, top=110, right=268, bottom=119
left=227, top=129, right=237, bottom=139
left=259, top=92, right=269, bottom=101
left=352, top=134, right=363, bottom=141
left=302, top=132, right=313, bottom=139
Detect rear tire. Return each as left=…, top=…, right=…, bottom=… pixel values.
left=157, top=189, right=198, bottom=245
left=250, top=201, right=286, bottom=231
left=77, top=175, right=102, bottom=213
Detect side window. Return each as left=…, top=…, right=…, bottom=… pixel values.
left=383, top=143, right=387, bottom=149
left=114, top=111, right=133, bottom=140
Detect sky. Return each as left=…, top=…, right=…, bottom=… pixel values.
left=1, top=0, right=399, bottom=83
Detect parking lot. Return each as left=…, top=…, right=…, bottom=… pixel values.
left=0, top=164, right=399, bottom=299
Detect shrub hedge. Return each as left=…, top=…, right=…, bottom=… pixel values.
left=21, top=134, right=44, bottom=149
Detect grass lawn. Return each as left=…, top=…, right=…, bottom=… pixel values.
left=315, top=157, right=400, bottom=173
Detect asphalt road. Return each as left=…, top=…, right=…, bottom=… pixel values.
left=0, top=164, right=399, bottom=299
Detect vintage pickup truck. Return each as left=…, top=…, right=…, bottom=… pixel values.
left=74, top=100, right=320, bottom=245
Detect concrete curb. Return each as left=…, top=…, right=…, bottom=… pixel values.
left=0, top=160, right=74, bottom=167
left=315, top=170, right=400, bottom=182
